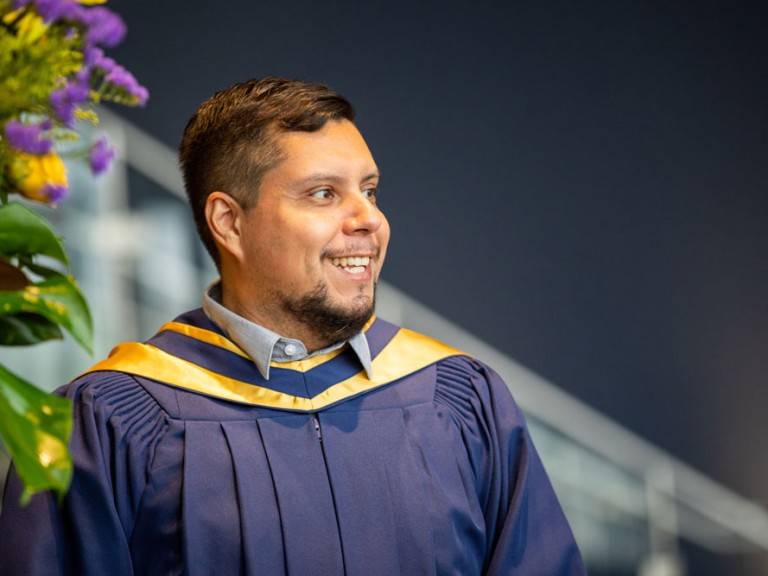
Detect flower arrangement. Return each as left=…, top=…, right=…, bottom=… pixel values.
left=0, top=0, right=147, bottom=502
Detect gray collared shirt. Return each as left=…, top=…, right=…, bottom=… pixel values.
left=202, top=281, right=373, bottom=381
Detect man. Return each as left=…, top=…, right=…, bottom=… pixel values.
left=0, top=77, right=586, bottom=575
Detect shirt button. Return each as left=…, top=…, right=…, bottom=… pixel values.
left=284, top=344, right=297, bottom=356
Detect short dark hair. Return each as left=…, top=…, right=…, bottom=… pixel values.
left=178, top=77, right=356, bottom=267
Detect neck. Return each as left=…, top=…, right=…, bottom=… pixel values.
left=221, top=291, right=333, bottom=352
left=218, top=264, right=374, bottom=352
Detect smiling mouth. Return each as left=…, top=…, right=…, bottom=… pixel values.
left=330, top=256, right=371, bottom=274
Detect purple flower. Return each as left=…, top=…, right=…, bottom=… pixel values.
left=84, top=46, right=103, bottom=67
left=4, top=120, right=53, bottom=155
left=85, top=48, right=149, bottom=106
left=49, top=82, right=90, bottom=126
left=132, top=85, right=149, bottom=107
left=30, top=0, right=81, bottom=23
left=105, top=66, right=149, bottom=106
left=86, top=46, right=117, bottom=74
left=79, top=7, right=126, bottom=48
left=43, top=183, right=69, bottom=205
left=75, top=67, right=91, bottom=88
left=89, top=137, right=114, bottom=175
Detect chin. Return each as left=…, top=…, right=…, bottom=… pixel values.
left=283, top=283, right=377, bottom=345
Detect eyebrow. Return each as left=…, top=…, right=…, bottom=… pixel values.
left=297, top=171, right=381, bottom=185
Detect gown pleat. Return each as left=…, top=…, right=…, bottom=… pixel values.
left=182, top=421, right=244, bottom=575
left=320, top=407, right=436, bottom=575
left=222, top=420, right=286, bottom=574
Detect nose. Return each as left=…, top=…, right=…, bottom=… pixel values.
left=342, top=193, right=385, bottom=236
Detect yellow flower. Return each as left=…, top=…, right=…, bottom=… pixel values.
left=8, top=152, right=69, bottom=206
left=2, top=9, right=48, bottom=45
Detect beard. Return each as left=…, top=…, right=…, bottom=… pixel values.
left=280, top=281, right=376, bottom=347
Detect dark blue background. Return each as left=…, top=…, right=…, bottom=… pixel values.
left=108, top=0, right=768, bottom=554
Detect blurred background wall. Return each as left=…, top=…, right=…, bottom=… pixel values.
left=3, top=0, right=767, bottom=574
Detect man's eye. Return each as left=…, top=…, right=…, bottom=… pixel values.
left=311, top=189, right=333, bottom=199
left=362, top=187, right=377, bottom=200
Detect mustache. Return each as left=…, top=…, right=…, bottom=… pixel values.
left=322, top=244, right=382, bottom=260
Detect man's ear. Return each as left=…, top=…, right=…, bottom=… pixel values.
left=205, top=192, right=246, bottom=261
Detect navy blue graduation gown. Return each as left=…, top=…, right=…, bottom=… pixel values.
left=0, top=310, right=585, bottom=575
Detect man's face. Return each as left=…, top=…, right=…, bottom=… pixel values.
left=232, top=119, right=390, bottom=346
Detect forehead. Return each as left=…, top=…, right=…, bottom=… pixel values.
left=271, top=119, right=377, bottom=173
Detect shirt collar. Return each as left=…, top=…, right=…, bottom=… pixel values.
left=202, top=281, right=373, bottom=381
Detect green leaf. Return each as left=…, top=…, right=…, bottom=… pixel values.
left=0, top=203, right=68, bottom=264
left=0, top=363, right=73, bottom=504
left=16, top=256, right=65, bottom=279
left=0, top=313, right=64, bottom=346
left=0, top=275, right=92, bottom=354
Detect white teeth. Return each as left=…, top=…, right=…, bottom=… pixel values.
left=331, top=256, right=370, bottom=268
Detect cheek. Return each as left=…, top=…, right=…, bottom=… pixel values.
left=251, top=212, right=297, bottom=255
left=301, top=218, right=340, bottom=258
left=378, top=216, right=391, bottom=257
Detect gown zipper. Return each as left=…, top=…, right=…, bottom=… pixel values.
left=312, top=413, right=323, bottom=441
